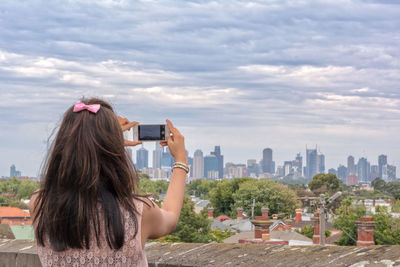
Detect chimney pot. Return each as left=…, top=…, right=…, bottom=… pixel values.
left=207, top=207, right=214, bottom=219
left=355, top=216, right=377, bottom=246
left=261, top=207, right=269, bottom=219
left=295, top=208, right=302, bottom=223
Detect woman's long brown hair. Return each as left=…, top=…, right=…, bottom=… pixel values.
left=34, top=98, right=142, bottom=251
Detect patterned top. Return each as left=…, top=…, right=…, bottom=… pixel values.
left=36, top=199, right=148, bottom=267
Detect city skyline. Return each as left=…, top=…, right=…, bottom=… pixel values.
left=1, top=0, right=400, bottom=176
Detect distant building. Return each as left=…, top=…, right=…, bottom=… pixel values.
left=188, top=156, right=193, bottom=178
left=328, top=168, right=337, bottom=175
left=9, top=165, right=21, bottom=178
left=224, top=163, right=246, bottom=179
left=161, top=147, right=174, bottom=168
left=246, top=159, right=260, bottom=178
left=346, top=174, right=358, bottom=186
left=193, top=150, right=204, bottom=179
left=378, top=155, right=387, bottom=179
left=337, top=165, right=347, bottom=181
left=317, top=153, right=325, bottom=174
left=387, top=165, right=396, bottom=181
left=204, top=155, right=219, bottom=180
left=305, top=148, right=318, bottom=180
left=284, top=161, right=293, bottom=177
left=357, top=157, right=369, bottom=184
left=347, top=156, right=356, bottom=175
left=136, top=146, right=148, bottom=170
left=0, top=207, right=31, bottom=226
left=294, top=153, right=303, bottom=177
left=152, top=143, right=163, bottom=169
left=211, top=146, right=224, bottom=178
left=370, top=165, right=379, bottom=180
left=261, top=148, right=274, bottom=174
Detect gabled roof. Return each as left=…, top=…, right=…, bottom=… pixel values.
left=0, top=207, right=30, bottom=218
left=215, top=215, right=232, bottom=222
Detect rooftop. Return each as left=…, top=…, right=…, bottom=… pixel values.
left=0, top=207, right=30, bottom=218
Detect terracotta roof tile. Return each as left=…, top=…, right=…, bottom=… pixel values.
left=0, top=207, right=30, bottom=218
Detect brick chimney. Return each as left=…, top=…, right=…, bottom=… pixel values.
left=261, top=207, right=269, bottom=219
left=284, top=219, right=292, bottom=231
left=207, top=207, right=214, bottom=219
left=372, top=199, right=376, bottom=207
left=355, top=217, right=377, bottom=246
left=272, top=214, right=278, bottom=220
left=237, top=207, right=244, bottom=220
left=362, top=200, right=365, bottom=206
left=295, top=208, right=302, bottom=223
left=312, top=210, right=320, bottom=245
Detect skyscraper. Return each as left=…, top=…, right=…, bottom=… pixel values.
left=204, top=155, right=218, bottom=180
left=337, top=165, right=347, bottom=181
left=193, top=149, right=204, bottom=179
left=357, top=157, right=369, bottom=183
left=136, top=146, right=148, bottom=170
left=261, top=148, right=274, bottom=174
left=152, top=142, right=162, bottom=169
left=10, top=164, right=16, bottom=178
left=378, top=155, right=387, bottom=178
left=294, top=153, right=303, bottom=176
left=247, top=159, right=260, bottom=178
left=211, top=146, right=224, bottom=178
left=347, top=156, right=356, bottom=175
left=162, top=147, right=174, bottom=168
left=306, top=148, right=318, bottom=180
left=317, top=152, right=325, bottom=174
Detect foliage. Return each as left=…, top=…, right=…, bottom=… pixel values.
left=232, top=179, right=300, bottom=217
left=298, top=225, right=330, bottom=239
left=308, top=173, right=340, bottom=194
left=0, top=178, right=39, bottom=208
left=187, top=179, right=217, bottom=199
left=334, top=198, right=366, bottom=246
left=391, top=199, right=400, bottom=213
left=372, top=178, right=386, bottom=192
left=139, top=179, right=169, bottom=199
left=156, top=196, right=216, bottom=243
left=209, top=178, right=253, bottom=217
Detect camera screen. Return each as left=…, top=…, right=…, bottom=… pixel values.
left=138, top=125, right=165, bottom=141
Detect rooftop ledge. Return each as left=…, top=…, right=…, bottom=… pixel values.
left=1, top=239, right=400, bottom=267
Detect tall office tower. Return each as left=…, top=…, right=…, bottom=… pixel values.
left=204, top=155, right=219, bottom=180
left=378, top=155, right=388, bottom=178
left=136, top=146, right=149, bottom=170
left=317, top=152, right=325, bottom=174
left=283, top=161, right=293, bottom=177
left=211, top=146, right=224, bottom=178
left=152, top=142, right=163, bottom=169
left=193, top=149, right=204, bottom=179
left=306, top=148, right=318, bottom=180
left=261, top=148, right=274, bottom=174
left=370, top=165, right=379, bottom=180
left=357, top=157, right=369, bottom=184
left=294, top=153, right=303, bottom=176
left=337, top=165, right=347, bottom=181
left=10, top=164, right=16, bottom=178
left=347, top=156, right=356, bottom=175
left=162, top=147, right=174, bottom=168
left=387, top=165, right=397, bottom=181
left=188, top=156, right=193, bottom=178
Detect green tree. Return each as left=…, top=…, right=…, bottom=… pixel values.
left=371, top=178, right=386, bottom=192
left=334, top=199, right=366, bottom=246
left=187, top=179, right=217, bottom=199
left=157, top=196, right=216, bottom=243
left=232, top=179, right=300, bottom=217
left=298, top=225, right=330, bottom=239
left=308, top=173, right=340, bottom=194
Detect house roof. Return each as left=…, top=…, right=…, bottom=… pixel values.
left=215, top=215, right=232, bottom=222
left=0, top=207, right=30, bottom=218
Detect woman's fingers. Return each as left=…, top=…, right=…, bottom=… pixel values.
left=121, top=121, right=139, bottom=131
left=124, top=140, right=142, bottom=147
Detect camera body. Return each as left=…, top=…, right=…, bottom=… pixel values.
left=132, top=124, right=170, bottom=142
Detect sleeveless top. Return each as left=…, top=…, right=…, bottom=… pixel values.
left=36, top=199, right=148, bottom=267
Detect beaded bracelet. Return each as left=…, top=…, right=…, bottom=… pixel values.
left=173, top=162, right=189, bottom=174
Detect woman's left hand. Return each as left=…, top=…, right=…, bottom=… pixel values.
left=117, top=116, right=142, bottom=146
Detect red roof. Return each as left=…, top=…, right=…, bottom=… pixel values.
left=0, top=207, right=30, bottom=218
left=215, top=215, right=232, bottom=222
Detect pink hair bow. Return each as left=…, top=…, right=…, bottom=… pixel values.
left=73, top=102, right=101, bottom=114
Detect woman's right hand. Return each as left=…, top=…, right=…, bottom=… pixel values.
left=160, top=120, right=187, bottom=164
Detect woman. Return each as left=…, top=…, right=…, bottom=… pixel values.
left=30, top=98, right=188, bottom=266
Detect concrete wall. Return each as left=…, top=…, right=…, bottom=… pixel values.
left=1, top=239, right=400, bottom=267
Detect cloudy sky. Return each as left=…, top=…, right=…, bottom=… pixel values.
left=0, top=0, right=399, bottom=177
